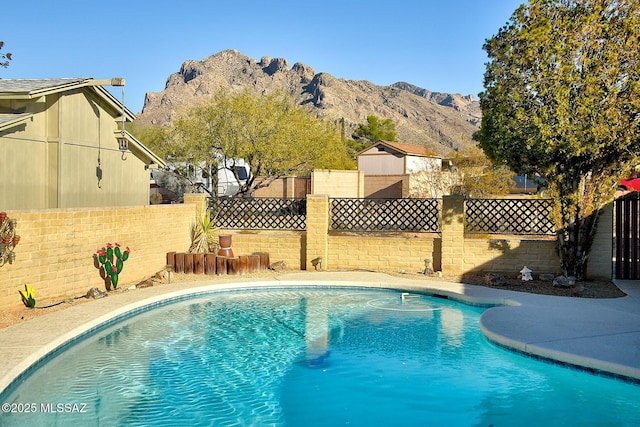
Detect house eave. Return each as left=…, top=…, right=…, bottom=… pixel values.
left=0, top=113, right=34, bottom=132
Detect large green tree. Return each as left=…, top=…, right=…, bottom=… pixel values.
left=166, top=90, right=354, bottom=194
left=449, top=146, right=515, bottom=198
left=346, top=115, right=398, bottom=158
left=352, top=115, right=397, bottom=144
left=475, top=0, right=640, bottom=279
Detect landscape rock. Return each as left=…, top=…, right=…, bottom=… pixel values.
left=484, top=273, right=507, bottom=286
left=539, top=273, right=556, bottom=281
left=269, top=261, right=287, bottom=272
left=86, top=287, right=107, bottom=299
left=155, top=270, right=170, bottom=283
left=137, top=279, right=154, bottom=288
left=553, top=276, right=571, bottom=288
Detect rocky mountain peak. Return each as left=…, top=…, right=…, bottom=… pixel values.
left=137, top=50, right=481, bottom=155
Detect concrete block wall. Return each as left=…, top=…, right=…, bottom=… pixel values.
left=216, top=194, right=611, bottom=280
left=438, top=196, right=611, bottom=280
left=462, top=237, right=560, bottom=276
left=328, top=234, right=440, bottom=273
left=223, top=231, right=306, bottom=270
left=0, top=203, right=193, bottom=310
left=252, top=176, right=307, bottom=198
left=1, top=194, right=613, bottom=311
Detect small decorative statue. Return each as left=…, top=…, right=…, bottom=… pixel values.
left=520, top=266, right=533, bottom=281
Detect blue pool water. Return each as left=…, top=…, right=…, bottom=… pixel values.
left=2, top=287, right=640, bottom=426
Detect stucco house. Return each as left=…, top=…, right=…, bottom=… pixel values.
left=356, top=141, right=444, bottom=198
left=356, top=141, right=442, bottom=175
left=0, top=78, right=164, bottom=209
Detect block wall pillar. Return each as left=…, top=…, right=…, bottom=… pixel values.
left=184, top=193, right=208, bottom=217
left=441, top=195, right=465, bottom=276
left=589, top=201, right=613, bottom=279
left=306, top=194, right=329, bottom=270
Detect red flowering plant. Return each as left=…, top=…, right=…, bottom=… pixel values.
left=96, top=243, right=130, bottom=289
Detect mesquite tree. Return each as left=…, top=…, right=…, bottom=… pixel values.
left=167, top=89, right=354, bottom=194
left=474, top=0, right=640, bottom=279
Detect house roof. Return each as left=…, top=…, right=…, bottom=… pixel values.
left=0, top=78, right=91, bottom=95
left=0, top=78, right=135, bottom=121
left=357, top=141, right=441, bottom=158
left=0, top=78, right=165, bottom=168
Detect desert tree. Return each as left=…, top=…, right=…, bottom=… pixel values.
left=350, top=115, right=397, bottom=151
left=448, top=147, right=515, bottom=198
left=474, top=0, right=640, bottom=278
left=167, top=89, right=354, bottom=194
left=410, top=146, right=514, bottom=198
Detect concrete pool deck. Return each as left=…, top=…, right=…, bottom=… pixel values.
left=1, top=271, right=639, bottom=394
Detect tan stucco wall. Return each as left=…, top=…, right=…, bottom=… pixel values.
left=0, top=203, right=193, bottom=311
left=311, top=170, right=364, bottom=198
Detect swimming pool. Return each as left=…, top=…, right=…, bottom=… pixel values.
left=1, top=287, right=639, bottom=426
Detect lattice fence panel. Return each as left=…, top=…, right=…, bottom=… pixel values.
left=330, top=198, right=440, bottom=232
left=211, top=197, right=306, bottom=230
left=465, top=198, right=555, bottom=235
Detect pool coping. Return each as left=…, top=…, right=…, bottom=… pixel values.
left=1, top=271, right=640, bottom=395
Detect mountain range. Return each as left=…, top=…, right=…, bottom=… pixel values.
left=137, top=49, right=481, bottom=156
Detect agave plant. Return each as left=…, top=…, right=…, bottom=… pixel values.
left=19, top=284, right=36, bottom=308
left=189, top=211, right=219, bottom=253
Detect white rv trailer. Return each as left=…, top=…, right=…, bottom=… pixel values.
left=150, top=157, right=252, bottom=204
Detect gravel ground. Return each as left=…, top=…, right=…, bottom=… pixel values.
left=456, top=275, right=626, bottom=298
left=0, top=270, right=626, bottom=329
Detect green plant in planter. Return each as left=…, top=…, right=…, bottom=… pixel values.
left=19, top=284, right=36, bottom=308
left=96, top=243, right=130, bottom=289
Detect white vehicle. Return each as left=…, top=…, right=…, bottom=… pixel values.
left=200, top=158, right=252, bottom=197
left=150, top=158, right=252, bottom=203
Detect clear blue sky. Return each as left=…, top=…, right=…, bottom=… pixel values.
left=2, top=0, right=524, bottom=114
